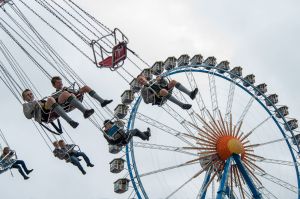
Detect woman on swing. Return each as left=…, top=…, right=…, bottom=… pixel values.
left=0, top=147, right=33, bottom=180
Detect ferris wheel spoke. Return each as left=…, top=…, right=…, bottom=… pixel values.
left=138, top=161, right=198, bottom=178
left=133, top=142, right=198, bottom=156
left=208, top=71, right=219, bottom=118
left=165, top=161, right=213, bottom=199
left=236, top=97, right=255, bottom=126
left=244, top=136, right=291, bottom=148
left=254, top=170, right=298, bottom=193
left=225, top=81, right=237, bottom=122
left=258, top=186, right=280, bottom=199
left=135, top=112, right=195, bottom=147
left=162, top=104, right=195, bottom=136
left=185, top=68, right=207, bottom=118
left=240, top=115, right=273, bottom=142
left=255, top=157, right=299, bottom=167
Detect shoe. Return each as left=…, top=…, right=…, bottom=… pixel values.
left=190, top=88, right=199, bottom=100
left=24, top=176, right=30, bottom=180
left=69, top=121, right=79, bottom=128
left=81, top=170, right=86, bottom=175
left=144, top=128, right=151, bottom=141
left=182, top=104, right=192, bottom=110
left=84, top=109, right=94, bottom=119
left=27, top=169, right=34, bottom=175
left=87, top=163, right=94, bottom=167
left=101, top=99, right=113, bottom=107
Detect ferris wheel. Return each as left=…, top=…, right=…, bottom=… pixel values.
left=109, top=55, right=300, bottom=199
left=0, top=0, right=299, bottom=199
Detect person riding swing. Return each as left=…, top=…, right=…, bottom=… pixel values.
left=22, top=89, right=79, bottom=128
left=103, top=119, right=151, bottom=146
left=50, top=76, right=113, bottom=119
left=137, top=74, right=198, bottom=109
left=0, top=147, right=33, bottom=180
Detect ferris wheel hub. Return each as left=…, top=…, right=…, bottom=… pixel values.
left=216, top=136, right=245, bottom=161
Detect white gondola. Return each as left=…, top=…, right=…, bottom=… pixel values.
left=164, top=56, right=177, bottom=70
left=121, top=90, right=135, bottom=105
left=203, top=56, right=217, bottom=70
left=177, top=54, right=190, bottom=66
left=190, top=54, right=203, bottom=66
left=255, top=83, right=267, bottom=96
left=216, top=60, right=230, bottom=73
left=276, top=106, right=289, bottom=118
left=140, top=68, right=153, bottom=81
left=108, top=145, right=123, bottom=154
left=292, top=134, right=300, bottom=145
left=151, top=61, right=164, bottom=75
left=110, top=158, right=125, bottom=173
left=114, top=104, right=129, bottom=119
left=243, top=74, right=255, bottom=87
left=265, top=94, right=278, bottom=106
left=114, top=178, right=130, bottom=194
left=230, top=66, right=243, bottom=79
left=284, top=119, right=298, bottom=131
left=130, top=78, right=142, bottom=93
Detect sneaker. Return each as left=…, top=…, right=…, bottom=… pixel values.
left=69, top=121, right=79, bottom=128
left=190, top=88, right=199, bottom=100
left=87, top=163, right=94, bottom=167
left=101, top=99, right=113, bottom=107
left=24, top=176, right=30, bottom=180
left=27, top=169, right=34, bottom=175
left=144, top=128, right=151, bottom=141
left=84, top=109, right=94, bottom=119
left=81, top=170, right=87, bottom=175
left=182, top=104, right=192, bottom=110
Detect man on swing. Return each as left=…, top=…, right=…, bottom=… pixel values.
left=103, top=119, right=151, bottom=146
left=22, top=89, right=79, bottom=128
left=50, top=76, right=113, bottom=119
left=137, top=74, right=198, bottom=109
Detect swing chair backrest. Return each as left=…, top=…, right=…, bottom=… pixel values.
left=90, top=28, right=129, bottom=70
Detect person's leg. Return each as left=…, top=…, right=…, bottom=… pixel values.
left=45, top=97, right=79, bottom=128
left=160, top=89, right=192, bottom=110
left=14, top=160, right=33, bottom=174
left=59, top=92, right=94, bottom=118
left=128, top=128, right=150, bottom=141
left=171, top=80, right=198, bottom=100
left=69, top=156, right=86, bottom=175
left=11, top=163, right=29, bottom=180
left=73, top=151, right=94, bottom=167
left=80, top=85, right=113, bottom=107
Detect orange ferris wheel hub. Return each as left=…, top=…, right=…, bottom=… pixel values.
left=216, top=136, right=245, bottom=161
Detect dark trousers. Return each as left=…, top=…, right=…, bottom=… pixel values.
left=70, top=151, right=92, bottom=166
left=69, top=156, right=85, bottom=174
left=11, top=160, right=30, bottom=178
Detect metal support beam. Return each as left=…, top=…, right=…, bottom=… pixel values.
left=217, top=157, right=232, bottom=199
left=233, top=154, right=262, bottom=199
left=199, top=169, right=212, bottom=199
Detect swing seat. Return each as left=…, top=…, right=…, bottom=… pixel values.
left=98, top=42, right=127, bottom=69
left=107, top=125, right=124, bottom=141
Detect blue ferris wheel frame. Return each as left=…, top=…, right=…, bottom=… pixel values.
left=125, top=65, right=300, bottom=199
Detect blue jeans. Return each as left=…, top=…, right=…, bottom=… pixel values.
left=69, top=156, right=85, bottom=174
left=11, top=160, right=30, bottom=178
left=70, top=151, right=92, bottom=166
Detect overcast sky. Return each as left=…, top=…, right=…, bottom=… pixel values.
left=0, top=0, right=300, bottom=199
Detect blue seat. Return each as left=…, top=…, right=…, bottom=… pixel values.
left=107, top=125, right=120, bottom=138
